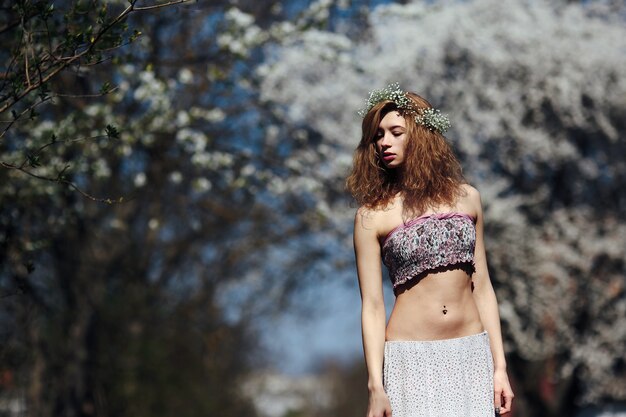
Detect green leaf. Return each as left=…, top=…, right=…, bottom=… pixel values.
left=27, top=154, right=41, bottom=168
left=105, top=124, right=120, bottom=139
left=100, top=82, right=111, bottom=94
left=130, top=29, right=142, bottom=42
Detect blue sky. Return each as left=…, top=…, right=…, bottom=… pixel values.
left=262, top=270, right=396, bottom=375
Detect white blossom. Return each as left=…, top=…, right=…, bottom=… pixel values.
left=176, top=110, right=191, bottom=127
left=206, top=108, right=226, bottom=123
left=133, top=172, right=146, bottom=187
left=148, top=218, right=159, bottom=230
left=258, top=0, right=626, bottom=404
left=178, top=68, right=193, bottom=84
left=169, top=171, right=183, bottom=184
left=93, top=159, right=111, bottom=178
left=193, top=177, right=212, bottom=192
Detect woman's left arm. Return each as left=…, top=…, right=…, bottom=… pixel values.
left=469, top=186, right=514, bottom=415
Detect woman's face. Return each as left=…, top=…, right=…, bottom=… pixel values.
left=375, top=111, right=407, bottom=169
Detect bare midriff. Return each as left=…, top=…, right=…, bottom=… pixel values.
left=385, top=268, right=484, bottom=341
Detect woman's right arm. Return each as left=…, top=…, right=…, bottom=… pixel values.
left=354, top=208, right=392, bottom=417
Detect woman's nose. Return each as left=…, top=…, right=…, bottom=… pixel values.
left=381, top=132, right=392, bottom=147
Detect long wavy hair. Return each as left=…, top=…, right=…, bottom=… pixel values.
left=345, top=92, right=466, bottom=218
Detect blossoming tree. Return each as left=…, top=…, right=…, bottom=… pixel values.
left=258, top=0, right=626, bottom=415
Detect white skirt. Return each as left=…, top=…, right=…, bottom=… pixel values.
left=383, top=331, right=495, bottom=417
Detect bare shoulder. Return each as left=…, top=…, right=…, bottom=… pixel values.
left=461, top=183, right=480, bottom=202
left=354, top=205, right=382, bottom=230
left=354, top=205, right=390, bottom=240
left=460, top=183, right=483, bottom=216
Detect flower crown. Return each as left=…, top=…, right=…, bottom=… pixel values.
left=357, top=83, right=451, bottom=134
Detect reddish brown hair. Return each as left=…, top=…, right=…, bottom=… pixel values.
left=345, top=92, right=466, bottom=217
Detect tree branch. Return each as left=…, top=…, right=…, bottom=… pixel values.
left=0, top=0, right=191, bottom=116
left=1, top=160, right=126, bottom=203
left=133, top=0, right=190, bottom=12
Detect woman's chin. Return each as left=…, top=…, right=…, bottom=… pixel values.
left=384, top=162, right=402, bottom=169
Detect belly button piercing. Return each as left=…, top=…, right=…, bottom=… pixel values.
left=442, top=305, right=447, bottom=315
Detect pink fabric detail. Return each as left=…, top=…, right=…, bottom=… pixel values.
left=381, top=212, right=477, bottom=291
left=383, top=212, right=476, bottom=247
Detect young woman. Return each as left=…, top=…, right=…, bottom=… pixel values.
left=346, top=84, right=514, bottom=417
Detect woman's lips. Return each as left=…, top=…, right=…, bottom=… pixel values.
left=383, top=154, right=395, bottom=162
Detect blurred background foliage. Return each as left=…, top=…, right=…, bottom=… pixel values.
left=0, top=0, right=625, bottom=417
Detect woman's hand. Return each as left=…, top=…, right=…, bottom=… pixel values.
left=367, top=386, right=392, bottom=417
left=493, top=368, right=514, bottom=415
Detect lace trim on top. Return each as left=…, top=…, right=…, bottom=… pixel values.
left=381, top=212, right=476, bottom=290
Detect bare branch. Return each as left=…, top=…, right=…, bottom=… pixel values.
left=54, top=86, right=119, bottom=98
left=95, top=37, right=141, bottom=54
left=18, top=133, right=111, bottom=170
left=133, top=0, right=191, bottom=12
left=0, top=160, right=126, bottom=204
left=24, top=49, right=32, bottom=88
left=82, top=54, right=115, bottom=67
left=0, top=96, right=53, bottom=140
left=0, top=86, right=116, bottom=134
left=1, top=127, right=127, bottom=204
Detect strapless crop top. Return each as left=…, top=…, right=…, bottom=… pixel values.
left=381, top=212, right=476, bottom=291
